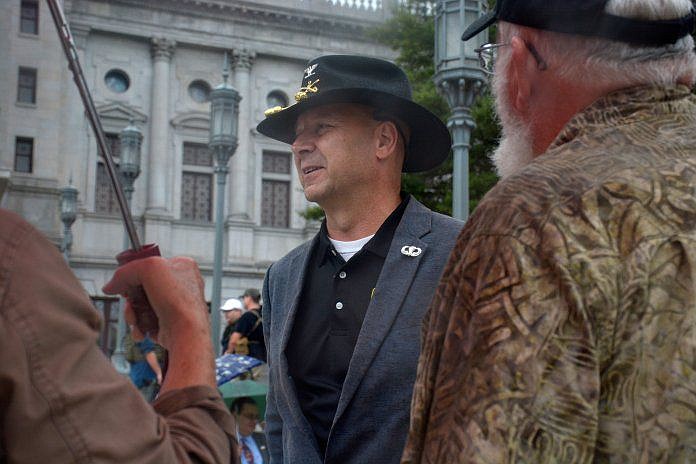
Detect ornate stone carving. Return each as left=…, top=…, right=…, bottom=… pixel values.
left=232, top=49, right=256, bottom=71
left=151, top=37, right=176, bottom=61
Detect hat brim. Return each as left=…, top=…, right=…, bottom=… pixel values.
left=257, top=88, right=451, bottom=173
left=461, top=11, right=496, bottom=41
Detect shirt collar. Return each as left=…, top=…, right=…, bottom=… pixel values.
left=317, top=194, right=411, bottom=265
left=549, top=84, right=693, bottom=152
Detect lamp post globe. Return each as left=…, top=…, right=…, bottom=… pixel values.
left=59, top=182, right=79, bottom=261
left=119, top=119, right=143, bottom=197
left=434, top=0, right=488, bottom=220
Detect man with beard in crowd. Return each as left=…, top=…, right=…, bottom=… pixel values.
left=403, top=0, right=696, bottom=462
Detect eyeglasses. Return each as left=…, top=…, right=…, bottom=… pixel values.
left=474, top=41, right=548, bottom=76
left=240, top=413, right=259, bottom=421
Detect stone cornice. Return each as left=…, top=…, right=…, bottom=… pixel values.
left=70, top=23, right=92, bottom=49
left=163, top=0, right=389, bottom=28
left=65, top=0, right=395, bottom=67
left=73, top=0, right=388, bottom=39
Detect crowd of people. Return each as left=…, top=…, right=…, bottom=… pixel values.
left=2, top=0, right=696, bottom=462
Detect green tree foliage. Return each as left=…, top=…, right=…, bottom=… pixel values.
left=468, top=93, right=499, bottom=211
left=370, top=0, right=500, bottom=215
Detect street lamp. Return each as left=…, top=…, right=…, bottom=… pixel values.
left=60, top=180, right=78, bottom=261
left=119, top=119, right=143, bottom=199
left=209, top=52, right=241, bottom=354
left=434, top=0, right=488, bottom=220
left=111, top=119, right=143, bottom=374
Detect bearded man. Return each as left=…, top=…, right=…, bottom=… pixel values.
left=402, top=0, right=696, bottom=462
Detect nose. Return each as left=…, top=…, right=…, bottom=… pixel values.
left=291, top=129, right=315, bottom=158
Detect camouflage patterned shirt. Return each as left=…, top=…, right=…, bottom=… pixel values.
left=402, top=85, right=696, bottom=463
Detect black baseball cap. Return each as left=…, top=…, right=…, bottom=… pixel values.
left=257, top=55, right=452, bottom=173
left=461, top=0, right=695, bottom=46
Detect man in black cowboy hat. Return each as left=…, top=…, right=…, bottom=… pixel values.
left=257, top=55, right=463, bottom=464
left=403, top=0, right=696, bottom=462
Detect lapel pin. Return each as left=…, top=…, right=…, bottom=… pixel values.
left=401, top=245, right=422, bottom=257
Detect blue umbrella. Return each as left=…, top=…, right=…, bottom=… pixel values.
left=215, top=354, right=262, bottom=386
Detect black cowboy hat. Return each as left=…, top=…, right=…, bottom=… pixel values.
left=256, top=55, right=451, bottom=173
left=461, top=0, right=694, bottom=46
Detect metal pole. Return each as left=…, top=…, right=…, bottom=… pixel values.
left=450, top=111, right=472, bottom=220
left=210, top=165, right=229, bottom=356
left=46, top=0, right=141, bottom=250
left=61, top=224, right=73, bottom=262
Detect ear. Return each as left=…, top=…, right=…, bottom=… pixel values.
left=374, top=120, right=400, bottom=161
left=507, top=36, right=534, bottom=115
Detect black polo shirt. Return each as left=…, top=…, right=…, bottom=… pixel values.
left=286, top=196, right=409, bottom=455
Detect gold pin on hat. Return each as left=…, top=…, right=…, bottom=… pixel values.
left=264, top=106, right=285, bottom=117
left=294, top=79, right=320, bottom=102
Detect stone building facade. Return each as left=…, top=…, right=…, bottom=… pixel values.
left=0, top=0, right=395, bottom=353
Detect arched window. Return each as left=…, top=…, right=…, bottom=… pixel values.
left=266, top=90, right=289, bottom=109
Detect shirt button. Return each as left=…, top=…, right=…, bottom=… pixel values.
left=338, top=271, right=347, bottom=279
left=335, top=301, right=343, bottom=310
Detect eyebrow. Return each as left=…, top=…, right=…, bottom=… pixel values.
left=295, top=112, right=343, bottom=133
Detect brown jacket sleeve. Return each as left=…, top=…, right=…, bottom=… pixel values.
left=0, top=209, right=238, bottom=463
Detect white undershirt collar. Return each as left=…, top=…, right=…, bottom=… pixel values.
left=329, top=234, right=375, bottom=261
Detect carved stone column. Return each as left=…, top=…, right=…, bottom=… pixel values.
left=229, top=48, right=255, bottom=221
left=146, top=37, right=175, bottom=215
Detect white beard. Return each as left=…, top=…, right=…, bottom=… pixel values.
left=491, top=62, right=536, bottom=179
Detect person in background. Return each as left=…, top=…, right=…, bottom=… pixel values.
left=0, top=208, right=237, bottom=463
left=230, top=397, right=269, bottom=464
left=402, top=0, right=696, bottom=462
left=220, top=298, right=244, bottom=355
left=228, top=289, right=265, bottom=362
left=257, top=55, right=463, bottom=463
left=124, top=327, right=165, bottom=402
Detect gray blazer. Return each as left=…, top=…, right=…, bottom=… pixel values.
left=262, top=198, right=463, bottom=464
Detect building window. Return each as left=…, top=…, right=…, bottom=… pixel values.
left=183, top=141, right=213, bottom=166
left=188, top=80, right=211, bottom=103
left=95, top=133, right=121, bottom=214
left=17, top=67, right=37, bottom=104
left=261, top=150, right=291, bottom=228
left=266, top=90, right=288, bottom=109
left=20, top=0, right=39, bottom=35
left=104, top=69, right=130, bottom=93
left=181, top=142, right=213, bottom=222
left=91, top=297, right=120, bottom=357
left=14, top=137, right=34, bottom=173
